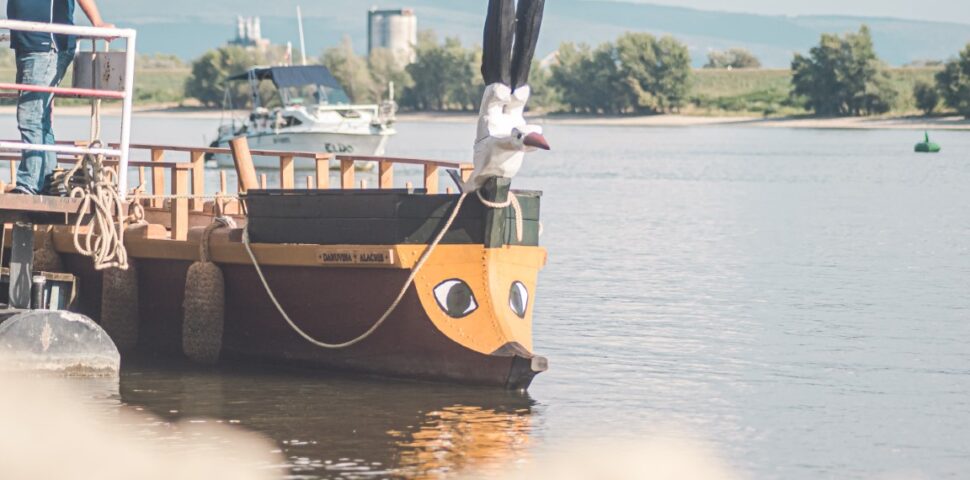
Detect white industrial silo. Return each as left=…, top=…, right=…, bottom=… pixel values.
left=368, top=8, right=418, bottom=66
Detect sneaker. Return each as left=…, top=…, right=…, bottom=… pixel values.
left=41, top=169, right=84, bottom=197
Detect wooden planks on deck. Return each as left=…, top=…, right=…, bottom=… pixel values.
left=0, top=194, right=84, bottom=224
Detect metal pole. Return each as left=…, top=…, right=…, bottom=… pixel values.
left=89, top=38, right=99, bottom=142
left=297, top=6, right=308, bottom=66
left=0, top=141, right=120, bottom=157
left=0, top=18, right=130, bottom=38
left=118, top=31, right=137, bottom=200
left=9, top=223, right=34, bottom=309
left=31, top=275, right=46, bottom=310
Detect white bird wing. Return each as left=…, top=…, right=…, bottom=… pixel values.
left=466, top=84, right=532, bottom=191
left=477, top=83, right=514, bottom=140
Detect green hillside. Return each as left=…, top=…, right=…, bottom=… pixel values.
left=0, top=65, right=944, bottom=117
left=689, top=67, right=942, bottom=116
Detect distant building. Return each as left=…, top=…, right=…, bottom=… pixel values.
left=229, top=16, right=270, bottom=51
left=367, top=7, right=417, bottom=66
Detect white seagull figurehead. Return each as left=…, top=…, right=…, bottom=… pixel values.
left=465, top=0, right=549, bottom=192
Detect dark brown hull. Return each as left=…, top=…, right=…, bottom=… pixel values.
left=63, top=254, right=544, bottom=389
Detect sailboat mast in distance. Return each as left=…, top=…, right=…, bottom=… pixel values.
left=297, top=5, right=308, bottom=66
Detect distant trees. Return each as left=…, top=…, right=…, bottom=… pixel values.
left=177, top=25, right=963, bottom=118
left=319, top=39, right=414, bottom=104
left=550, top=33, right=691, bottom=114
left=318, top=30, right=552, bottom=112
left=184, top=45, right=289, bottom=107
left=905, top=59, right=943, bottom=68
left=913, top=82, right=940, bottom=115
left=617, top=33, right=691, bottom=113
left=705, top=48, right=761, bottom=69
left=321, top=37, right=374, bottom=104
left=368, top=47, right=413, bottom=103
left=550, top=42, right=626, bottom=114
left=400, top=32, right=482, bottom=111
left=184, top=38, right=415, bottom=108
left=935, top=43, right=970, bottom=118
left=791, top=26, right=897, bottom=116
left=137, top=53, right=185, bottom=69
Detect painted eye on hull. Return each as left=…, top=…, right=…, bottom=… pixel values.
left=509, top=281, right=529, bottom=318
left=433, top=279, right=478, bottom=318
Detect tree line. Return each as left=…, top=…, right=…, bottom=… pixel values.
left=791, top=26, right=969, bottom=118
left=183, top=27, right=970, bottom=119
left=912, top=44, right=970, bottom=117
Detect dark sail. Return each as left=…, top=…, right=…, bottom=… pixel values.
left=481, top=0, right=514, bottom=86
left=510, top=0, right=545, bottom=91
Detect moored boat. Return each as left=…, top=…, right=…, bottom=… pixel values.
left=210, top=65, right=397, bottom=169
left=0, top=0, right=550, bottom=389
left=0, top=142, right=549, bottom=389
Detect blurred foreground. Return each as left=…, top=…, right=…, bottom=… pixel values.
left=0, top=367, right=284, bottom=480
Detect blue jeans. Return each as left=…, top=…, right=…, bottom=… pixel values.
left=16, top=49, right=75, bottom=194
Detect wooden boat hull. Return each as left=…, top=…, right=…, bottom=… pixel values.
left=61, top=241, right=547, bottom=389
left=21, top=183, right=549, bottom=389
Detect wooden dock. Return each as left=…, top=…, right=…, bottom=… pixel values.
left=0, top=141, right=475, bottom=242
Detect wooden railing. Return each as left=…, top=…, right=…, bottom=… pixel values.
left=0, top=141, right=475, bottom=242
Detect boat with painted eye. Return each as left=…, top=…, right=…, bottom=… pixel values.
left=0, top=0, right=550, bottom=390
left=0, top=140, right=548, bottom=389
left=35, top=146, right=548, bottom=389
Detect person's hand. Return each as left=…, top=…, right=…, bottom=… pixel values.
left=92, top=21, right=118, bottom=41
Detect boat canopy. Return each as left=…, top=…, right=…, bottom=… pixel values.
left=228, top=66, right=343, bottom=90
left=228, top=65, right=351, bottom=105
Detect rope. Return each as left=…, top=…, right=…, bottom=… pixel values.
left=476, top=189, right=523, bottom=243
left=45, top=89, right=131, bottom=271
left=127, top=193, right=241, bottom=201
left=242, top=192, right=470, bottom=349
left=200, top=216, right=237, bottom=263
left=65, top=148, right=130, bottom=271
left=239, top=185, right=525, bottom=350
left=126, top=188, right=147, bottom=225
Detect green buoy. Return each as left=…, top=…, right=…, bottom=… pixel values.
left=915, top=131, right=941, bottom=153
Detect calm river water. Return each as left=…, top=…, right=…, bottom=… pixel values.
left=5, top=116, right=970, bottom=479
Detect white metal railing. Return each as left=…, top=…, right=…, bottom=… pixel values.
left=0, top=141, right=120, bottom=157
left=0, top=19, right=136, bottom=198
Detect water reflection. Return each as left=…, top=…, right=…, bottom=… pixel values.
left=392, top=405, right=534, bottom=479
left=119, top=359, right=537, bottom=479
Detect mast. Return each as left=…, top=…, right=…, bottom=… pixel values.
left=297, top=6, right=308, bottom=66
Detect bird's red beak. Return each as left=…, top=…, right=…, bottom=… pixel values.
left=523, top=132, right=550, bottom=151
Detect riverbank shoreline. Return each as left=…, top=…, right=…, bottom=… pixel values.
left=401, top=112, right=970, bottom=130
left=3, top=105, right=968, bottom=130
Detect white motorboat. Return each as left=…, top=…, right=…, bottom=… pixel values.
left=211, top=65, right=396, bottom=169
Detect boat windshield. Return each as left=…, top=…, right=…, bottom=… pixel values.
left=228, top=65, right=352, bottom=106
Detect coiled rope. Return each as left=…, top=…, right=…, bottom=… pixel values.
left=47, top=95, right=132, bottom=271
left=65, top=143, right=130, bottom=271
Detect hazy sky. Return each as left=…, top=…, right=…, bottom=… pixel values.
left=620, top=0, right=970, bottom=25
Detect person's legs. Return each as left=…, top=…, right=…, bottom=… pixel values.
left=16, top=50, right=59, bottom=194
left=37, top=50, right=76, bottom=193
